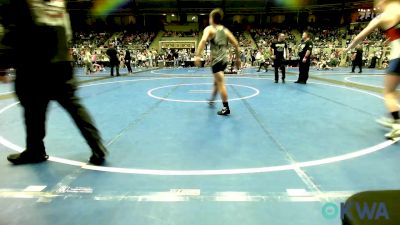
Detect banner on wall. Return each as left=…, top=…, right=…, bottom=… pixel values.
left=160, top=41, right=196, bottom=49
left=352, top=9, right=380, bottom=23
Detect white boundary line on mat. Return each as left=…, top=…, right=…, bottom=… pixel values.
left=0, top=76, right=397, bottom=175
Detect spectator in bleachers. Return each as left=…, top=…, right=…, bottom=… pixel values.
left=257, top=48, right=270, bottom=72
left=163, top=31, right=199, bottom=38
left=84, top=49, right=93, bottom=75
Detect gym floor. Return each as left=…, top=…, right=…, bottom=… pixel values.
left=0, top=66, right=398, bottom=225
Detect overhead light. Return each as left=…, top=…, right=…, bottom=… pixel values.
left=172, top=14, right=175, bottom=17
left=163, top=13, right=166, bottom=16
left=200, top=13, right=205, bottom=15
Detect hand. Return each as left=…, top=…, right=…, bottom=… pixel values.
left=235, top=59, right=241, bottom=70
left=302, top=58, right=307, bottom=63
left=194, top=56, right=202, bottom=67
left=271, top=55, right=276, bottom=60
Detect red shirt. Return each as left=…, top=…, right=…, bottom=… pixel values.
left=385, top=25, right=400, bottom=42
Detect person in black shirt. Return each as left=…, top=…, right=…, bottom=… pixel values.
left=1, top=0, right=108, bottom=165
left=296, top=31, right=313, bottom=84
left=369, top=54, right=378, bottom=68
left=271, top=33, right=288, bottom=83
left=351, top=45, right=363, bottom=73
left=106, top=44, right=120, bottom=76
left=124, top=50, right=133, bottom=74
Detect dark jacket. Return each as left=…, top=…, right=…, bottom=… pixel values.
left=106, top=48, right=119, bottom=64
left=0, top=0, right=71, bottom=67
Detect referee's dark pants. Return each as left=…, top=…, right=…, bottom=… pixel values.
left=352, top=60, right=362, bottom=73
left=15, top=62, right=107, bottom=158
left=298, top=59, right=311, bottom=83
left=110, top=60, right=120, bottom=76
left=274, top=59, right=286, bottom=82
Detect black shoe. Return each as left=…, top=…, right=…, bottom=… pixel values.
left=217, top=107, right=230, bottom=116
left=89, top=145, right=108, bottom=165
left=275, top=80, right=278, bottom=83
left=265, top=70, right=268, bottom=72
left=294, top=81, right=300, bottom=83
left=117, top=74, right=121, bottom=76
left=89, top=154, right=106, bottom=165
left=282, top=80, right=285, bottom=83
left=7, top=151, right=49, bottom=165
left=358, top=71, right=362, bottom=73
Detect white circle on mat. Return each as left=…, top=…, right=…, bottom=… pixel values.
left=147, top=83, right=260, bottom=103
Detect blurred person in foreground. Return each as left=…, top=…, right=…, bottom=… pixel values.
left=346, top=0, right=400, bottom=139
left=0, top=0, right=108, bottom=165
